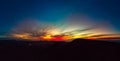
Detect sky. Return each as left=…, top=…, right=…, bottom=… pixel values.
left=0, top=0, right=120, bottom=35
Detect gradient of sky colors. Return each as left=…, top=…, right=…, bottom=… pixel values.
left=0, top=0, right=120, bottom=35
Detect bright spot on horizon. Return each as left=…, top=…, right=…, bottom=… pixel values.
left=6, top=15, right=120, bottom=42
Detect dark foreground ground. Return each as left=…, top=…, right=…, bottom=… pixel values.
left=0, top=39, right=120, bottom=61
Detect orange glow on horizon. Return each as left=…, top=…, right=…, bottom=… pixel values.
left=10, top=17, right=120, bottom=42
left=11, top=33, right=120, bottom=42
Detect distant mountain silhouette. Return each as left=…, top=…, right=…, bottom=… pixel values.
left=0, top=38, right=120, bottom=61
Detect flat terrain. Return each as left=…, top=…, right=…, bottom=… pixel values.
left=0, top=39, right=120, bottom=61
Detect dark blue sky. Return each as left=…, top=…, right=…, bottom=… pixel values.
left=0, top=0, right=120, bottom=34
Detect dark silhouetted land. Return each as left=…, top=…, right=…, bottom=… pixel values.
left=0, top=39, right=120, bottom=61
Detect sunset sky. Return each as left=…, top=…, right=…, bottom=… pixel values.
left=0, top=0, right=120, bottom=35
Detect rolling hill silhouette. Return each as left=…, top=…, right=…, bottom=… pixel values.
left=0, top=39, right=120, bottom=61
